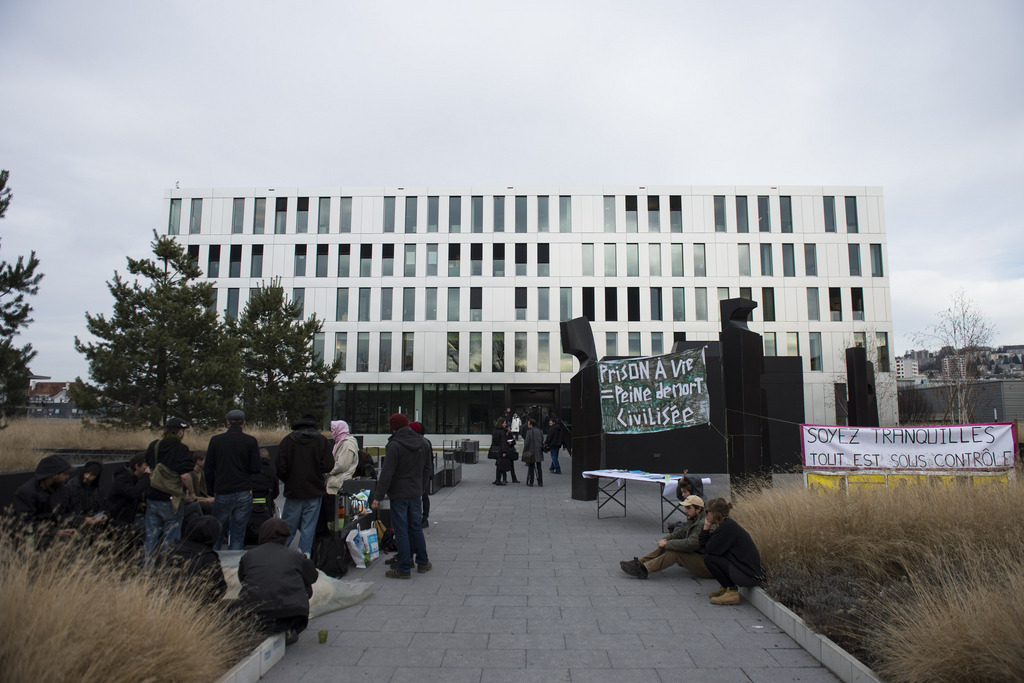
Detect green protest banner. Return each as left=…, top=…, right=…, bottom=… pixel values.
left=597, top=347, right=710, bottom=434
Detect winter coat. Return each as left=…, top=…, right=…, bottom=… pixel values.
left=374, top=426, right=430, bottom=501
left=523, top=427, right=544, bottom=464
left=163, top=515, right=227, bottom=603
left=544, top=421, right=565, bottom=449
left=277, top=417, right=334, bottom=500
left=107, top=465, right=150, bottom=526
left=488, top=427, right=513, bottom=459
left=60, top=462, right=106, bottom=521
left=204, top=425, right=261, bottom=495
left=699, top=517, right=766, bottom=582
left=664, top=509, right=706, bottom=554
left=238, top=521, right=319, bottom=619
left=326, top=423, right=359, bottom=495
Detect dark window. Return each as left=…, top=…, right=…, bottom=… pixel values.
left=829, top=287, right=843, bottom=321
left=849, top=244, right=861, bottom=277
left=782, top=244, right=795, bottom=277
left=207, top=245, right=220, bottom=277
left=470, top=287, right=483, bottom=320
left=515, top=287, right=527, bottom=320
left=805, top=244, right=817, bottom=276
left=758, top=196, right=770, bottom=232
left=449, top=196, right=461, bottom=232
left=492, top=243, right=505, bottom=276
left=296, top=197, right=309, bottom=233
left=713, top=196, right=726, bottom=232
left=448, top=243, right=460, bottom=277
left=337, top=244, right=350, bottom=277
left=250, top=245, right=263, bottom=277
left=275, top=197, right=287, bottom=234
left=852, top=287, right=865, bottom=321
left=762, top=287, right=775, bottom=322
left=824, top=196, right=836, bottom=232
left=515, top=242, right=527, bottom=275
left=382, top=243, right=394, bottom=276
left=229, top=245, right=242, bottom=277
left=735, top=196, right=749, bottom=233
left=225, top=288, right=239, bottom=320
left=605, top=287, right=618, bottom=322
left=316, top=244, right=328, bottom=277
left=294, top=245, right=306, bottom=276
left=189, top=198, right=202, bottom=234
left=845, top=196, right=859, bottom=233
left=780, top=196, right=792, bottom=233
left=627, top=287, right=640, bottom=321
left=582, top=287, right=595, bottom=322
left=318, top=197, right=330, bottom=233
left=647, top=195, right=660, bottom=232
left=470, top=243, right=483, bottom=276
left=253, top=197, right=266, bottom=234
left=625, top=195, right=638, bottom=232
left=168, top=198, right=181, bottom=234
left=537, top=243, right=550, bottom=276
left=650, top=287, right=663, bottom=321
left=871, top=244, right=884, bottom=277
left=669, top=195, right=682, bottom=232
left=360, top=244, right=372, bottom=277
left=427, top=196, right=439, bottom=232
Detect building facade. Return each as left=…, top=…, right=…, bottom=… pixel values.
left=165, top=185, right=896, bottom=436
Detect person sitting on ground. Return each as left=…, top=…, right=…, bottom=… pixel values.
left=162, top=514, right=228, bottom=604
left=60, top=460, right=107, bottom=526
left=238, top=518, right=319, bottom=645
left=621, top=495, right=712, bottom=580
left=13, top=455, right=79, bottom=547
left=699, top=497, right=766, bottom=605
left=667, top=470, right=705, bottom=532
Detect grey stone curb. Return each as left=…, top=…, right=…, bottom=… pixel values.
left=740, top=587, right=882, bottom=683
left=217, top=633, right=285, bottom=683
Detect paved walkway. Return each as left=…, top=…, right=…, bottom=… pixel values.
left=263, top=453, right=836, bottom=682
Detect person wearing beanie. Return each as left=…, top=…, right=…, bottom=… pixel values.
left=277, top=413, right=334, bottom=557
left=621, top=495, right=712, bottom=580
left=205, top=408, right=261, bottom=550
left=143, top=417, right=197, bottom=566
left=371, top=413, right=431, bottom=578
left=238, top=518, right=319, bottom=645
left=13, top=455, right=76, bottom=546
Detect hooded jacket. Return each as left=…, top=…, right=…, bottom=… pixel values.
left=13, top=455, right=71, bottom=525
left=326, top=420, right=359, bottom=495
left=238, top=518, right=319, bottom=619
left=699, top=517, right=766, bottom=582
left=107, top=464, right=150, bottom=526
left=277, top=416, right=334, bottom=499
left=164, top=515, right=227, bottom=603
left=61, top=460, right=106, bottom=521
left=374, top=426, right=430, bottom=501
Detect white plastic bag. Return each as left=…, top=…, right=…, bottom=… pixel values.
left=346, top=528, right=369, bottom=568
left=359, top=528, right=379, bottom=560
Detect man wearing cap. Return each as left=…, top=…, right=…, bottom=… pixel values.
left=371, top=413, right=431, bottom=579
left=144, top=417, right=197, bottom=565
left=205, top=409, right=262, bottom=550
left=14, top=454, right=77, bottom=546
left=620, top=494, right=713, bottom=580
left=277, top=413, right=334, bottom=557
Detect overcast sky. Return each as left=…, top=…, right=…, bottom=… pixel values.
left=1, top=0, right=1022, bottom=381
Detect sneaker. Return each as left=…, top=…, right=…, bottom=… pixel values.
left=385, top=555, right=399, bottom=566
left=386, top=568, right=411, bottom=579
left=621, top=558, right=648, bottom=579
left=417, top=562, right=432, bottom=573
left=710, top=588, right=741, bottom=605
left=708, top=586, right=728, bottom=598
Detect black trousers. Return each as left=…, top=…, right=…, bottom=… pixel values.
left=703, top=553, right=760, bottom=589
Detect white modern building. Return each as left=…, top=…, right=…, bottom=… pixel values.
left=165, top=185, right=896, bottom=435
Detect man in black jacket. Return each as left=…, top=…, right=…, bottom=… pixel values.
left=544, top=417, right=565, bottom=474
left=107, top=453, right=151, bottom=527
left=239, top=518, right=319, bottom=645
left=144, top=417, right=196, bottom=566
left=371, top=413, right=431, bottom=579
left=163, top=515, right=228, bottom=604
left=205, top=409, right=261, bottom=550
left=277, top=413, right=333, bottom=557
left=13, top=454, right=76, bottom=547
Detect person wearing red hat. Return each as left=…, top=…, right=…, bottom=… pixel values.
left=371, top=413, right=431, bottom=578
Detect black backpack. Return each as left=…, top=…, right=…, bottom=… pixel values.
left=312, top=534, right=349, bottom=578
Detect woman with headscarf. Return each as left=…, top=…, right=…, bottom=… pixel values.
left=318, top=420, right=359, bottom=536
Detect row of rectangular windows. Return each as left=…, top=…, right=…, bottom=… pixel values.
left=305, top=329, right=889, bottom=375
left=194, top=240, right=885, bottom=280
left=169, top=194, right=863, bottom=236
left=221, top=285, right=877, bottom=326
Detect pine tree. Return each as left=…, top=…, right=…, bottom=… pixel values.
left=74, top=231, right=240, bottom=429
left=232, top=279, right=341, bottom=427
left=0, top=170, right=44, bottom=425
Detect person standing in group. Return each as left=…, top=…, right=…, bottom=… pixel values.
left=320, top=419, right=359, bottom=536
left=488, top=417, right=514, bottom=486
left=409, top=421, right=433, bottom=526
left=510, top=412, right=521, bottom=442
left=522, top=417, right=544, bottom=487
left=700, top=497, right=766, bottom=605
left=205, top=409, right=262, bottom=550
left=143, top=417, right=197, bottom=565
left=277, top=413, right=334, bottom=557
left=246, top=448, right=280, bottom=546
left=371, top=413, right=431, bottom=579
left=543, top=416, right=565, bottom=474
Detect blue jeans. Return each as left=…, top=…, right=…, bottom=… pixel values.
left=281, top=497, right=320, bottom=556
left=144, top=499, right=183, bottom=566
left=390, top=497, right=428, bottom=573
left=549, top=446, right=561, bottom=472
left=212, top=490, right=252, bottom=550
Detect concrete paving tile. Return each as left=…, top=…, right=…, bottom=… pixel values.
left=454, top=616, right=528, bottom=634
left=481, top=668, right=571, bottom=682
left=564, top=632, right=644, bottom=650
left=527, top=618, right=602, bottom=634
left=655, top=666, right=752, bottom=682
left=392, top=666, right=485, bottom=681
left=568, top=668, right=666, bottom=683
left=410, top=631, right=489, bottom=650
left=438, top=584, right=501, bottom=596
left=442, top=648, right=526, bottom=668
left=558, top=607, right=632, bottom=621
left=355, top=604, right=430, bottom=619
left=486, top=632, right=567, bottom=650
left=597, top=618, right=673, bottom=634
left=639, top=632, right=723, bottom=651
left=324, top=631, right=410, bottom=649
left=356, top=646, right=447, bottom=668
left=492, top=605, right=561, bottom=619
left=604, top=646, right=695, bottom=669
left=526, top=649, right=612, bottom=669
left=717, top=633, right=804, bottom=650
left=529, top=594, right=590, bottom=607
left=744, top=667, right=839, bottom=682
left=381, top=616, right=458, bottom=633
left=687, top=646, right=783, bottom=669
left=425, top=604, right=495, bottom=619
left=296, top=665, right=398, bottom=681
left=769, top=647, right=829, bottom=668
left=398, top=593, right=468, bottom=606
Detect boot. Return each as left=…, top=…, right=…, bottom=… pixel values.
left=710, top=588, right=741, bottom=605
left=708, top=585, right=728, bottom=598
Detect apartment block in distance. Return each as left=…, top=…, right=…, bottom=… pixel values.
left=166, top=185, right=896, bottom=440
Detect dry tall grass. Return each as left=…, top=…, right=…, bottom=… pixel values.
left=0, top=418, right=291, bottom=472
left=735, top=480, right=1024, bottom=682
left=0, top=521, right=258, bottom=682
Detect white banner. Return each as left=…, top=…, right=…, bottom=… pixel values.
left=802, top=423, right=1018, bottom=472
